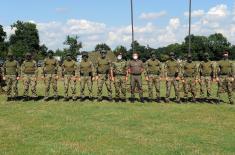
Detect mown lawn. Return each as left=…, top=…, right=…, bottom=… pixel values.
left=0, top=80, right=235, bottom=155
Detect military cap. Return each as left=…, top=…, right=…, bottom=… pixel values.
left=150, top=51, right=155, bottom=55
left=25, top=52, right=32, bottom=56
left=223, top=51, right=229, bottom=55
left=66, top=53, right=72, bottom=56
left=82, top=52, right=88, bottom=57
left=169, top=52, right=175, bottom=56
left=204, top=52, right=209, bottom=56
left=7, top=52, right=13, bottom=56
left=187, top=54, right=192, bottom=58
left=48, top=50, right=54, bottom=54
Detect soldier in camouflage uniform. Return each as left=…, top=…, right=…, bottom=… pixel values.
left=62, top=53, right=78, bottom=101
left=112, top=52, right=128, bottom=102
left=164, top=52, right=181, bottom=103
left=199, top=53, right=216, bottom=101
left=78, top=52, right=95, bottom=101
left=96, top=50, right=113, bottom=101
left=21, top=52, right=38, bottom=101
left=217, top=51, right=235, bottom=104
left=128, top=52, right=145, bottom=103
left=182, top=55, right=199, bottom=102
left=3, top=52, right=20, bottom=101
left=42, top=50, right=59, bottom=101
left=145, top=51, right=162, bottom=102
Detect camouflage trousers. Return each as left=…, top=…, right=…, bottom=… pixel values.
left=63, top=75, right=77, bottom=99
left=80, top=76, right=93, bottom=98
left=44, top=74, right=58, bottom=98
left=23, top=74, right=37, bottom=97
left=97, top=74, right=112, bottom=99
left=217, top=76, right=234, bottom=104
left=166, top=77, right=180, bottom=101
left=147, top=75, right=160, bottom=99
left=130, top=75, right=143, bottom=98
left=114, top=75, right=126, bottom=99
left=5, top=75, right=18, bottom=97
left=182, top=77, right=197, bottom=98
left=200, top=76, right=212, bottom=98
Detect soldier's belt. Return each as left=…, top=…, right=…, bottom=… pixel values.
left=114, top=73, right=126, bottom=76
left=131, top=73, right=141, bottom=75
left=80, top=72, right=92, bottom=76
left=147, top=73, right=160, bottom=76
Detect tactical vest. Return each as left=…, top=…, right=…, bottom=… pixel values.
left=113, top=61, right=127, bottom=76
left=97, top=58, right=110, bottom=74
left=63, top=60, right=76, bottom=75
left=80, top=61, right=92, bottom=76
left=22, top=61, right=37, bottom=74
left=44, top=58, right=58, bottom=74
left=183, top=62, right=197, bottom=77
left=129, top=60, right=143, bottom=75
left=165, top=60, right=179, bottom=77
left=218, top=60, right=233, bottom=76
left=4, top=60, right=18, bottom=75
left=201, top=61, right=213, bottom=76
left=146, top=60, right=161, bottom=75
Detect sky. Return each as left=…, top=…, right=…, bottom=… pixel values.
left=0, top=0, right=235, bottom=51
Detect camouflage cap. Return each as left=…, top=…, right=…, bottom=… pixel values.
left=66, top=53, right=72, bottom=56
left=150, top=51, right=155, bottom=55
left=25, top=52, right=32, bottom=56
left=187, top=54, right=192, bottom=58
left=7, top=52, right=13, bottom=56
left=169, top=52, right=175, bottom=56
left=204, top=52, right=209, bottom=56
left=82, top=51, right=88, bottom=56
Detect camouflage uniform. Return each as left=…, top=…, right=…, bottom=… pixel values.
left=21, top=53, right=38, bottom=99
left=113, top=56, right=128, bottom=101
left=182, top=57, right=199, bottom=102
left=199, top=53, right=216, bottom=99
left=164, top=52, right=181, bottom=102
left=42, top=52, right=59, bottom=100
left=128, top=55, right=144, bottom=103
left=96, top=51, right=113, bottom=101
left=145, top=53, right=162, bottom=102
left=217, top=55, right=235, bottom=104
left=78, top=52, right=95, bottom=100
left=62, top=56, right=78, bottom=101
left=3, top=53, right=20, bottom=100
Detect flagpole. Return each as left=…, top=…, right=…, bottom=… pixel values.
left=188, top=0, right=192, bottom=55
left=131, top=0, right=135, bottom=52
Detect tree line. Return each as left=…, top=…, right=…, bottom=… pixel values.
left=0, top=20, right=234, bottom=61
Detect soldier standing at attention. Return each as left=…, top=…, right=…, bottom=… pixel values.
left=78, top=52, right=95, bottom=101
left=199, top=52, right=216, bottom=102
left=3, top=52, right=20, bottom=101
left=42, top=50, right=59, bottom=101
left=164, top=52, right=181, bottom=103
left=217, top=51, right=235, bottom=105
left=62, top=53, right=78, bottom=101
left=145, top=51, right=162, bottom=102
left=182, top=54, right=199, bottom=103
left=21, top=52, right=38, bottom=101
left=128, top=52, right=145, bottom=103
left=112, top=52, right=128, bottom=102
left=96, top=50, right=113, bottom=102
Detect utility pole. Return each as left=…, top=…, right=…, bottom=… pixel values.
left=188, top=0, right=192, bottom=55
left=130, top=0, right=135, bottom=52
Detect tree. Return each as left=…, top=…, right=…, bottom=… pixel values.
left=113, top=45, right=128, bottom=59
left=208, top=33, right=231, bottom=60
left=64, top=35, right=82, bottom=58
left=0, top=25, right=7, bottom=57
left=9, top=21, right=40, bottom=57
left=94, top=43, right=111, bottom=51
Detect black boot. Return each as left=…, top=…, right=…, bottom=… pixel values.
left=7, top=97, right=12, bottom=101
left=140, top=98, right=145, bottom=103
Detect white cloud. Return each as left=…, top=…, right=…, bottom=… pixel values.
left=139, top=11, right=167, bottom=20
left=184, top=10, right=205, bottom=17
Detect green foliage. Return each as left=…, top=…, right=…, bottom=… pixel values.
left=64, top=35, right=82, bottom=58
left=9, top=21, right=40, bottom=57
left=0, top=25, right=7, bottom=58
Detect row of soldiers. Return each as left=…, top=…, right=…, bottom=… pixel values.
left=2, top=50, right=235, bottom=104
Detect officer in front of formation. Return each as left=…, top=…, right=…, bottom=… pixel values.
left=145, top=51, right=162, bottom=102
left=182, top=54, right=199, bottom=102
left=112, top=52, right=128, bottom=102
left=128, top=52, right=145, bottom=103
left=62, top=53, right=78, bottom=101
left=96, top=49, right=113, bottom=101
left=21, top=52, right=38, bottom=101
left=164, top=52, right=181, bottom=103
left=78, top=52, right=95, bottom=101
left=217, top=51, right=235, bottom=105
left=42, top=50, right=59, bottom=101
left=2, top=52, right=20, bottom=101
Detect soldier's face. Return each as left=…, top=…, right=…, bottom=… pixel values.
left=83, top=56, right=88, bottom=61
left=117, top=55, right=122, bottom=60
left=133, top=54, right=138, bottom=60
left=67, top=56, right=72, bottom=61
left=101, top=53, right=106, bottom=58
left=8, top=56, right=13, bottom=61
left=48, top=53, right=53, bottom=58
left=151, top=54, right=156, bottom=60
left=223, top=54, right=228, bottom=59
left=170, top=55, right=174, bottom=60
left=187, top=57, right=192, bottom=63
left=26, top=56, right=31, bottom=60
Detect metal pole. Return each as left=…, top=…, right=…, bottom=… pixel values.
left=188, top=0, right=192, bottom=55
left=131, top=0, right=135, bottom=52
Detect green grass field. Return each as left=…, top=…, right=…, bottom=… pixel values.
left=0, top=80, right=235, bottom=155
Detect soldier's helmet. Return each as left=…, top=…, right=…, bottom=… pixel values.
left=100, top=50, right=107, bottom=54
left=169, top=52, right=175, bottom=56
left=7, top=52, right=13, bottom=56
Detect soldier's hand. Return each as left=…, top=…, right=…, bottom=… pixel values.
left=92, top=77, right=96, bottom=81
left=16, top=77, right=20, bottom=80
left=145, top=77, right=149, bottom=81
left=2, top=77, right=6, bottom=80
left=125, top=76, right=128, bottom=81
left=55, top=76, right=59, bottom=80
left=175, top=77, right=181, bottom=81
left=77, top=77, right=81, bottom=81
left=41, top=76, right=45, bottom=80
left=96, top=76, right=99, bottom=81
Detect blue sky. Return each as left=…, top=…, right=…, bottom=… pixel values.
left=0, top=0, right=235, bottom=50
